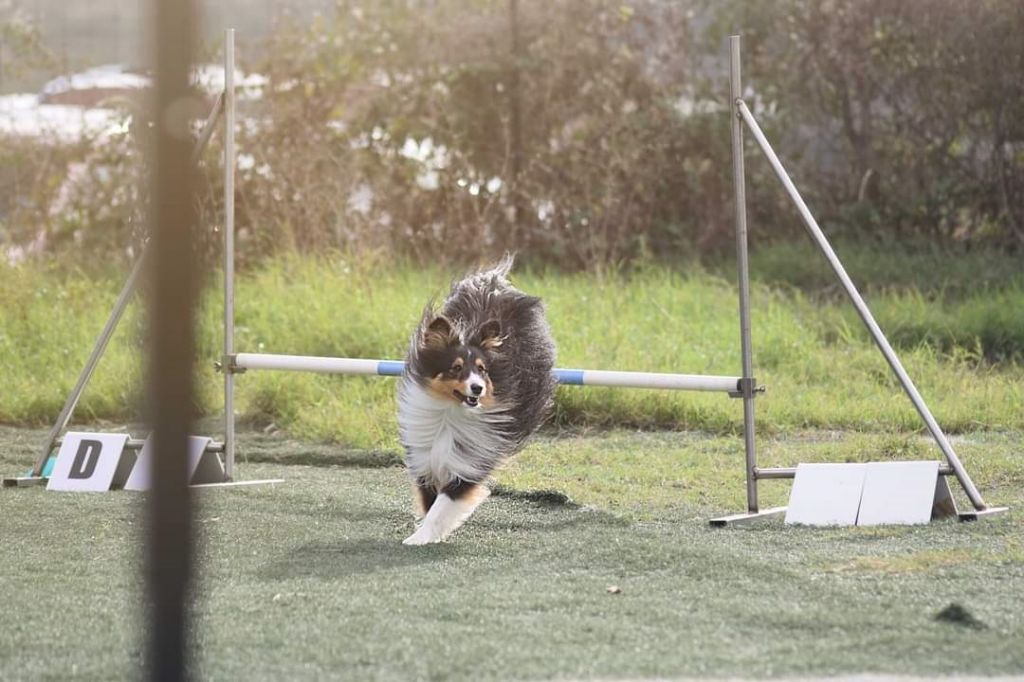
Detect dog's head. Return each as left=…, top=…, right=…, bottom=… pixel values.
left=411, top=315, right=502, bottom=408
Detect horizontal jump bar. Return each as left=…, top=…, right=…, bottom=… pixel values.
left=232, top=353, right=742, bottom=393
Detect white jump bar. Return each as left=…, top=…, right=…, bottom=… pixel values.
left=232, top=353, right=741, bottom=393
left=236, top=353, right=389, bottom=375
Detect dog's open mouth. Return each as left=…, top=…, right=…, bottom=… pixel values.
left=453, top=390, right=480, bottom=407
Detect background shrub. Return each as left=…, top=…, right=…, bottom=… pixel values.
left=4, top=0, right=1022, bottom=267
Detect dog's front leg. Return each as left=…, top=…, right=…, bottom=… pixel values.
left=402, top=480, right=490, bottom=545
left=413, top=480, right=437, bottom=520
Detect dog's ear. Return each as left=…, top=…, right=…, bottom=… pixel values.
left=478, top=319, right=504, bottom=351
left=422, top=315, right=457, bottom=350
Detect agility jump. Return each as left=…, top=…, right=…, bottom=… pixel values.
left=10, top=33, right=1004, bottom=524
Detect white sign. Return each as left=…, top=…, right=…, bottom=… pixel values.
left=786, top=460, right=954, bottom=526
left=857, top=461, right=942, bottom=526
left=123, top=436, right=224, bottom=490
left=47, top=432, right=132, bottom=492
left=785, top=463, right=867, bottom=526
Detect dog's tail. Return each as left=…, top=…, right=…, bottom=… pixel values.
left=475, top=252, right=514, bottom=279
left=457, top=252, right=516, bottom=288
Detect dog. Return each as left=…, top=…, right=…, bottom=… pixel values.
left=397, top=254, right=556, bottom=545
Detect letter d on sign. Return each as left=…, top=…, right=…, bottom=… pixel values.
left=47, top=432, right=132, bottom=492
left=69, top=440, right=103, bottom=479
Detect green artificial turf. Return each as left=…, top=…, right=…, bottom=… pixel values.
left=2, top=425, right=1022, bottom=681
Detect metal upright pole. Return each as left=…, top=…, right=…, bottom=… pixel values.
left=223, top=28, right=236, bottom=480
left=735, top=99, right=989, bottom=512
left=730, top=35, right=759, bottom=513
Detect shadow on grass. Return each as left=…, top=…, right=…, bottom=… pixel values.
left=473, top=508, right=629, bottom=534
left=490, top=484, right=579, bottom=508
left=243, top=448, right=403, bottom=469
left=260, top=537, right=457, bottom=579
left=260, top=501, right=629, bottom=581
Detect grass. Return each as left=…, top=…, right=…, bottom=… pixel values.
left=2, top=424, right=1022, bottom=680
left=739, top=237, right=1024, bottom=299
left=3, top=243, right=1021, bottom=678
left=4, top=245, right=1021, bottom=679
left=504, top=429, right=1024, bottom=518
left=1, top=252, right=1022, bottom=450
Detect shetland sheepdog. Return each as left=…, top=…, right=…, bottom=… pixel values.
left=397, top=255, right=556, bottom=545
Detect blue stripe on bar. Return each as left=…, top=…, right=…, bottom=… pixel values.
left=374, top=361, right=586, bottom=384
left=376, top=360, right=406, bottom=376
left=553, top=369, right=585, bottom=385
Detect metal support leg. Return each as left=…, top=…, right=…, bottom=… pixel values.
left=223, top=28, right=236, bottom=480
left=32, top=251, right=148, bottom=476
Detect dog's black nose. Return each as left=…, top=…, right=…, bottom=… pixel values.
left=470, top=383, right=484, bottom=396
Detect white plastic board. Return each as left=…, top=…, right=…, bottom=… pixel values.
left=47, top=432, right=132, bottom=492
left=784, top=463, right=866, bottom=526
left=856, top=461, right=941, bottom=526
left=124, top=436, right=224, bottom=490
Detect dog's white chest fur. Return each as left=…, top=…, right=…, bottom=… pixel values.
left=398, top=380, right=511, bottom=487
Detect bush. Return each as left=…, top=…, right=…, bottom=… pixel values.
left=0, top=134, right=82, bottom=258
left=6, top=1, right=1022, bottom=267
left=228, top=1, right=722, bottom=267
left=704, top=0, right=1024, bottom=247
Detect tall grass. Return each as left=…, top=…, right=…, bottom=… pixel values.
left=734, top=238, right=1024, bottom=300
left=2, top=254, right=1021, bottom=449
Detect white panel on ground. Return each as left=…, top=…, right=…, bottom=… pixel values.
left=856, top=461, right=941, bottom=526
left=47, top=432, right=133, bottom=492
left=124, top=436, right=224, bottom=490
left=784, top=463, right=866, bottom=526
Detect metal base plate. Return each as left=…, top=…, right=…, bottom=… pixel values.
left=2, top=476, right=47, bottom=488
left=959, top=506, right=1009, bottom=522
left=709, top=506, right=787, bottom=527
left=709, top=505, right=1007, bottom=525
left=3, top=476, right=284, bottom=490
left=191, top=479, right=284, bottom=489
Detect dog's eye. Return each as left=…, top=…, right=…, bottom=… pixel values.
left=450, top=365, right=462, bottom=375
left=477, top=365, right=487, bottom=374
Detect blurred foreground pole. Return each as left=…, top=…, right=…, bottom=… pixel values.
left=146, top=0, right=198, bottom=679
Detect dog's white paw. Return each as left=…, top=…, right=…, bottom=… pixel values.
left=402, top=527, right=441, bottom=545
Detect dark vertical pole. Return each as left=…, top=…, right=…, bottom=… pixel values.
left=147, top=0, right=198, bottom=678
left=508, top=0, right=524, bottom=238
